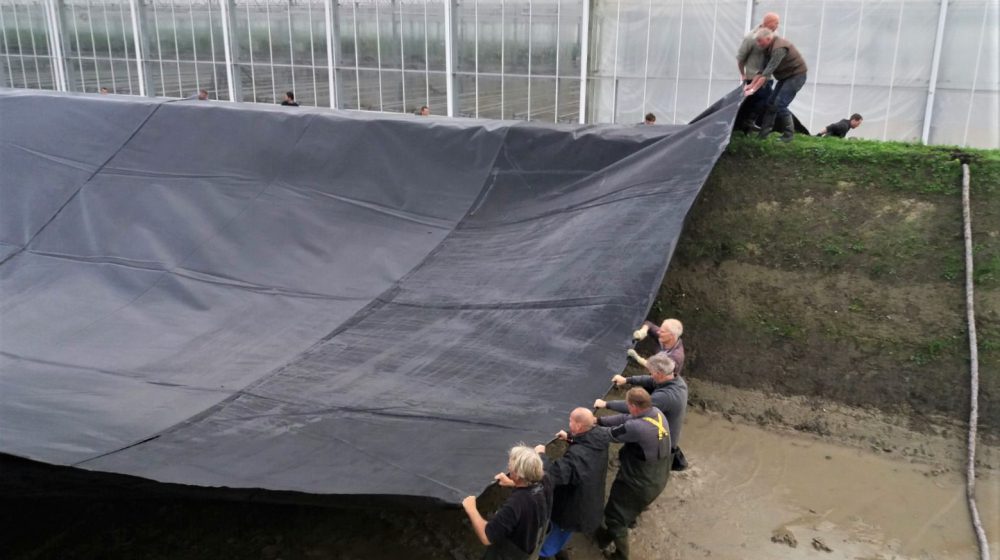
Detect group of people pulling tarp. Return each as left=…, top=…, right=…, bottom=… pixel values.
left=462, top=318, right=690, bottom=560
left=737, top=13, right=863, bottom=141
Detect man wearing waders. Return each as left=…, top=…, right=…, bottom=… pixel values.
left=594, top=388, right=671, bottom=560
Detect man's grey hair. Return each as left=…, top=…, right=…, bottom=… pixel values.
left=508, top=444, right=544, bottom=483
left=647, top=353, right=676, bottom=377
left=661, top=318, right=683, bottom=338
left=754, top=27, right=774, bottom=41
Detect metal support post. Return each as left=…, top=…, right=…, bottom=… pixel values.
left=922, top=0, right=949, bottom=144
left=324, top=0, right=342, bottom=109
left=578, top=0, right=589, bottom=123
left=43, top=0, right=68, bottom=91
left=127, top=0, right=152, bottom=96
left=219, top=0, right=239, bottom=101
left=444, top=0, right=457, bottom=116
left=54, top=0, right=79, bottom=91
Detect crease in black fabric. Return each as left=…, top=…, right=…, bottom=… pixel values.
left=69, top=125, right=516, bottom=467
left=0, top=102, right=165, bottom=267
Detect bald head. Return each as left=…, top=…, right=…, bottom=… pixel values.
left=568, top=407, right=596, bottom=435
left=762, top=12, right=780, bottom=31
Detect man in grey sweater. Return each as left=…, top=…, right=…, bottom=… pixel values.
left=596, top=352, right=688, bottom=471
left=735, top=12, right=781, bottom=133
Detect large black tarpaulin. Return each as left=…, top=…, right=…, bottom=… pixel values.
left=0, top=88, right=741, bottom=504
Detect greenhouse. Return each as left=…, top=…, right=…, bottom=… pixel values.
left=0, top=0, right=996, bottom=147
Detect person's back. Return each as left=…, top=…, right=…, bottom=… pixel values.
left=547, top=425, right=612, bottom=533
left=767, top=36, right=808, bottom=80
left=596, top=389, right=671, bottom=560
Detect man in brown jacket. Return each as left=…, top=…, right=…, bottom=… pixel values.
left=744, top=28, right=808, bottom=142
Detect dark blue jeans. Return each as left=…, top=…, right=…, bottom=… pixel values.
left=766, top=72, right=807, bottom=119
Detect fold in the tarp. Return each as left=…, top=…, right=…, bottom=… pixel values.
left=0, top=88, right=742, bottom=504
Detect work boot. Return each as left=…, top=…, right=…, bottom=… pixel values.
left=609, top=534, right=630, bottom=560
left=778, top=114, right=795, bottom=142
left=554, top=551, right=571, bottom=560
left=757, top=109, right=777, bottom=139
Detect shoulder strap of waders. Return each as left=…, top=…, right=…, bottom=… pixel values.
left=641, top=412, right=668, bottom=441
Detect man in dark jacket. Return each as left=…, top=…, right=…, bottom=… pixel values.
left=818, top=113, right=863, bottom=138
left=594, top=388, right=671, bottom=560
left=598, top=352, right=689, bottom=471
left=463, top=445, right=554, bottom=560
left=744, top=27, right=809, bottom=142
left=533, top=408, right=612, bottom=560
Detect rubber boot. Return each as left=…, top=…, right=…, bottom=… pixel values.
left=757, top=109, right=777, bottom=139
left=609, top=533, right=630, bottom=560
left=778, top=114, right=795, bottom=142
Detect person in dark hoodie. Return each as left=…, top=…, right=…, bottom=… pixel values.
left=533, top=408, right=612, bottom=560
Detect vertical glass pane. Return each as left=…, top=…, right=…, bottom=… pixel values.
left=529, top=76, right=555, bottom=121
left=555, top=76, right=579, bottom=122
left=476, top=73, right=503, bottom=118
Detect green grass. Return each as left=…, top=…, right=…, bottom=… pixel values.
left=726, top=134, right=1000, bottom=196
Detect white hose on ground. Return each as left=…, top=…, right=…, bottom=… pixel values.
left=961, top=163, right=990, bottom=560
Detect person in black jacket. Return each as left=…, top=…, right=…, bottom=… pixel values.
left=817, top=113, right=863, bottom=138
left=463, top=445, right=554, bottom=560
left=533, top=408, right=612, bottom=560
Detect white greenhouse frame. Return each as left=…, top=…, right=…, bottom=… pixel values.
left=0, top=0, right=996, bottom=147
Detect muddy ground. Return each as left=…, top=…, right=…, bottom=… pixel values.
left=3, top=381, right=997, bottom=559
left=4, top=137, right=997, bottom=559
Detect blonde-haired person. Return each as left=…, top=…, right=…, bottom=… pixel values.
left=629, top=317, right=685, bottom=376
left=463, top=444, right=554, bottom=560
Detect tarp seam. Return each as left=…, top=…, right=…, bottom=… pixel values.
left=68, top=124, right=515, bottom=467
left=0, top=102, right=165, bottom=267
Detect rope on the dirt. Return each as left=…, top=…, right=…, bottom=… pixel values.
left=961, top=162, right=990, bottom=560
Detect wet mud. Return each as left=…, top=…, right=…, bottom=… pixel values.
left=5, top=388, right=996, bottom=560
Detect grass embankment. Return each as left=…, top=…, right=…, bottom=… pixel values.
left=657, top=135, right=999, bottom=438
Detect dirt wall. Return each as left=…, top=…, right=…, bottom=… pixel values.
left=657, top=135, right=1000, bottom=438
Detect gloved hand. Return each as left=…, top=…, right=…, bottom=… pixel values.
left=627, top=348, right=648, bottom=367
left=632, top=325, right=649, bottom=341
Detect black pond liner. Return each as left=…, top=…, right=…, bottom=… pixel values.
left=0, top=88, right=741, bottom=506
